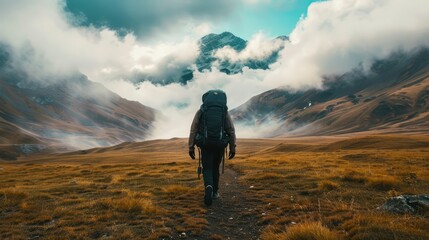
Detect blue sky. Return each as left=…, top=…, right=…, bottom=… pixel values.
left=65, top=0, right=321, bottom=40
left=217, top=0, right=321, bottom=39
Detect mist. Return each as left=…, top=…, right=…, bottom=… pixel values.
left=1, top=0, right=429, bottom=142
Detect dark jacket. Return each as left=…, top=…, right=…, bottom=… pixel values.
left=188, top=109, right=236, bottom=151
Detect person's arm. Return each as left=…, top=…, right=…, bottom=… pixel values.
left=188, top=110, right=201, bottom=151
left=225, top=112, right=236, bottom=158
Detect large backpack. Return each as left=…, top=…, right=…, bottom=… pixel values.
left=195, top=90, right=230, bottom=148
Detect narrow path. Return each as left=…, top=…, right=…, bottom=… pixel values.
left=202, top=168, right=262, bottom=240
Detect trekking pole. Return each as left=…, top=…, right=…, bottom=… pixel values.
left=197, top=147, right=202, bottom=179
left=222, top=148, right=226, bottom=174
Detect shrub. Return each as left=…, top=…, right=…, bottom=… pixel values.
left=0, top=187, right=28, bottom=208
left=262, top=222, right=341, bottom=240
left=343, top=214, right=428, bottom=240
left=341, top=171, right=365, bottom=183
left=366, top=176, right=400, bottom=191
left=163, top=184, right=195, bottom=194
left=94, top=197, right=156, bottom=214
left=319, top=181, right=339, bottom=191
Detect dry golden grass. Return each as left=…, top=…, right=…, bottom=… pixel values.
left=365, top=175, right=401, bottom=191
left=262, top=222, right=340, bottom=240
left=93, top=197, right=156, bottom=214
left=343, top=213, right=429, bottom=240
left=0, top=146, right=206, bottom=239
left=0, top=134, right=428, bottom=239
left=318, top=180, right=340, bottom=191
left=229, top=134, right=429, bottom=240
left=0, top=187, right=28, bottom=208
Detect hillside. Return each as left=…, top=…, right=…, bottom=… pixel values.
left=231, top=48, right=429, bottom=136
left=0, top=71, right=156, bottom=155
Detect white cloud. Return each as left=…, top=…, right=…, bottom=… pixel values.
left=214, top=32, right=286, bottom=62
left=265, top=0, right=429, bottom=90
left=101, top=67, right=271, bottom=139
left=0, top=1, right=137, bottom=80
left=194, top=23, right=214, bottom=36
left=0, top=0, right=200, bottom=86
left=94, top=38, right=200, bottom=85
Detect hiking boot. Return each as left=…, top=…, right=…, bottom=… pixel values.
left=213, top=191, right=220, bottom=199
left=204, top=185, right=213, bottom=206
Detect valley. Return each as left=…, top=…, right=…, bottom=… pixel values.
left=2, top=1, right=429, bottom=239
left=1, top=134, right=428, bottom=239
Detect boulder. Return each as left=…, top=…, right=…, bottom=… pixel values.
left=378, top=195, right=429, bottom=214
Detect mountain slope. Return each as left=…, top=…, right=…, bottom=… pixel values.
left=0, top=72, right=156, bottom=152
left=231, top=48, right=429, bottom=136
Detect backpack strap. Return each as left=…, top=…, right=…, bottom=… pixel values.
left=198, top=106, right=208, bottom=141
left=197, top=147, right=202, bottom=179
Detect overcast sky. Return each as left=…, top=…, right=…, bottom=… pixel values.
left=1, top=0, right=429, bottom=139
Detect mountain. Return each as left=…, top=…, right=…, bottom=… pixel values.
left=0, top=67, right=155, bottom=158
left=231, top=48, right=429, bottom=136
left=196, top=32, right=288, bottom=75
left=196, top=32, right=247, bottom=72
left=143, top=32, right=288, bottom=85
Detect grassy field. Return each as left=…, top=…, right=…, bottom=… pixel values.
left=231, top=135, right=429, bottom=239
left=1, top=135, right=429, bottom=239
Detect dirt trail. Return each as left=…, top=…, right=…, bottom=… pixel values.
left=201, top=168, right=262, bottom=240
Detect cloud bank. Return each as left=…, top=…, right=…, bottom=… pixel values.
left=265, top=0, right=429, bottom=90
left=1, top=0, right=429, bottom=141
left=0, top=0, right=202, bottom=85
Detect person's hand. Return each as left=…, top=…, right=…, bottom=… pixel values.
left=189, top=147, right=195, bottom=159
left=228, top=150, right=235, bottom=159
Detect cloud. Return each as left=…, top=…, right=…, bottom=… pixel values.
left=214, top=33, right=286, bottom=62
left=95, top=38, right=200, bottom=85
left=64, top=0, right=238, bottom=39
left=194, top=23, right=214, bottom=37
left=0, top=0, right=202, bottom=86
left=100, top=67, right=271, bottom=139
left=0, top=0, right=137, bottom=80
left=265, top=0, right=429, bottom=90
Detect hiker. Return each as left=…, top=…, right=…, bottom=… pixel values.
left=188, top=90, right=236, bottom=206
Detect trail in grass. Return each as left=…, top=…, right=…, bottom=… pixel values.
left=202, top=168, right=262, bottom=239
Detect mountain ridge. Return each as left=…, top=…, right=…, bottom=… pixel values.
left=0, top=65, right=156, bottom=158
left=231, top=48, right=429, bottom=136
left=196, top=31, right=288, bottom=75
left=153, top=32, right=289, bottom=85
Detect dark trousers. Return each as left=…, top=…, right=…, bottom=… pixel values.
left=201, top=147, right=224, bottom=192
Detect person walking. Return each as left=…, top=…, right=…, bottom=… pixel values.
left=188, top=90, right=236, bottom=206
